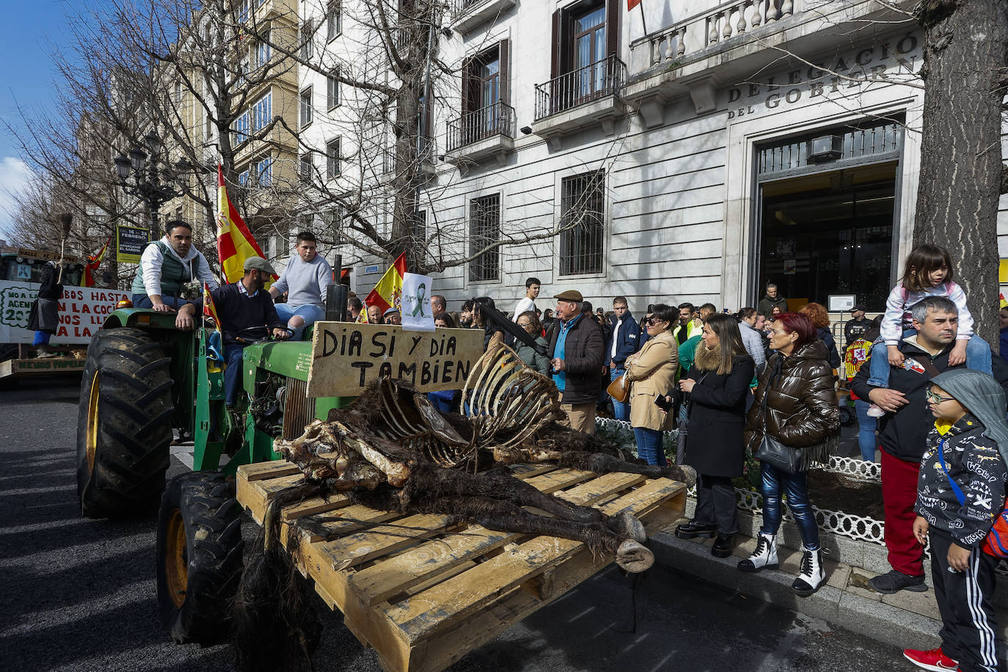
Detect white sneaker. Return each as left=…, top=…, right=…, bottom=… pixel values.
left=792, top=546, right=825, bottom=596
left=866, top=404, right=885, bottom=418
left=737, top=532, right=778, bottom=572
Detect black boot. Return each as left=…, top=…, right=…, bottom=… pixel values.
left=675, top=520, right=717, bottom=539
left=711, top=533, right=733, bottom=558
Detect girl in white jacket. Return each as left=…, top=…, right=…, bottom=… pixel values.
left=866, top=245, right=991, bottom=416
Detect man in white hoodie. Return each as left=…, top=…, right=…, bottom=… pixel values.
left=268, top=232, right=332, bottom=340
left=130, top=221, right=217, bottom=329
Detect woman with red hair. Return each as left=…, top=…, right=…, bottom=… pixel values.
left=799, top=302, right=841, bottom=370
left=738, top=312, right=840, bottom=597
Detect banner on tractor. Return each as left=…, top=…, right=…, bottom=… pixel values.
left=0, top=280, right=129, bottom=344
left=116, top=226, right=148, bottom=264
left=306, top=322, right=484, bottom=397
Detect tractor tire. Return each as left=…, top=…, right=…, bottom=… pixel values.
left=157, top=473, right=244, bottom=645
left=76, top=327, right=174, bottom=518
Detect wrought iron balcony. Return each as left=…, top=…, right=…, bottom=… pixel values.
left=534, top=55, right=627, bottom=121
left=445, top=101, right=515, bottom=153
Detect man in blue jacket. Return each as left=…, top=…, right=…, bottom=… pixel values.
left=606, top=296, right=639, bottom=421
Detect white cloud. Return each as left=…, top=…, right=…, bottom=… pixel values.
left=0, top=156, right=36, bottom=241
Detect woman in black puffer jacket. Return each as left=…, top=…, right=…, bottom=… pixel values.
left=738, top=312, right=839, bottom=598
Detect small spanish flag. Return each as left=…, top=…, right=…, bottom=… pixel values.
left=203, top=282, right=221, bottom=332
left=364, top=252, right=406, bottom=316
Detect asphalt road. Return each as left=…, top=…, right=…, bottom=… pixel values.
left=0, top=377, right=917, bottom=672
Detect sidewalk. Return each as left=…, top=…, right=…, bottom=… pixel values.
left=650, top=515, right=1008, bottom=667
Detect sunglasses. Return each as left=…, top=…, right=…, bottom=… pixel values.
left=646, top=317, right=665, bottom=326
left=925, top=389, right=955, bottom=404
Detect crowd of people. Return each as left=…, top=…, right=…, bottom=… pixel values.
left=130, top=224, right=1008, bottom=672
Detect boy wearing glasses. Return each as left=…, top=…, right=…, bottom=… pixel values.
left=903, top=370, right=1007, bottom=672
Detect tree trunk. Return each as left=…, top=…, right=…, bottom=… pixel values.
left=913, top=0, right=1008, bottom=354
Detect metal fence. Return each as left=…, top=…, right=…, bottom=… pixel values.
left=446, top=101, right=516, bottom=152
left=534, top=55, right=626, bottom=120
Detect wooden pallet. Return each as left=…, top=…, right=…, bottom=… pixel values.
left=236, top=460, right=686, bottom=672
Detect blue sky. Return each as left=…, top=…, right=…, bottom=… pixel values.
left=0, top=0, right=88, bottom=239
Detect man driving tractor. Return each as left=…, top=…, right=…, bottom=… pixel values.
left=212, top=256, right=290, bottom=407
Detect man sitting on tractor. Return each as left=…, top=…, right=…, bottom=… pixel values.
left=268, top=231, right=331, bottom=340
left=213, top=256, right=291, bottom=407
left=130, top=220, right=217, bottom=329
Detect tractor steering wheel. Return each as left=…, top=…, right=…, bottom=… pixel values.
left=234, top=325, right=295, bottom=344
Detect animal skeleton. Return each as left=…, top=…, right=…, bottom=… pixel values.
left=273, top=345, right=696, bottom=573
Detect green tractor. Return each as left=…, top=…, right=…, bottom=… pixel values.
left=75, top=305, right=348, bottom=644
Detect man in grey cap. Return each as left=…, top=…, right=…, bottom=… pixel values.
left=211, top=256, right=290, bottom=407
left=548, top=289, right=604, bottom=434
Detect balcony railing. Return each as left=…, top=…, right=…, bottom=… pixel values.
left=639, top=0, right=797, bottom=69
left=446, top=101, right=516, bottom=152
left=534, top=55, right=627, bottom=121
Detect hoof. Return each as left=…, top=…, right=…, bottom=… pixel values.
left=616, top=539, right=654, bottom=573
left=612, top=509, right=647, bottom=544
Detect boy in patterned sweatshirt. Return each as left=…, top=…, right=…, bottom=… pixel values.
left=904, top=369, right=1008, bottom=672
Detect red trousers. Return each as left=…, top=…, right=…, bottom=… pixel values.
left=881, top=450, right=925, bottom=576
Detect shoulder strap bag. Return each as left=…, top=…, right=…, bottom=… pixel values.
left=753, top=361, right=803, bottom=474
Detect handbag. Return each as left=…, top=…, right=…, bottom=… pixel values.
left=606, top=372, right=630, bottom=403
left=755, top=433, right=803, bottom=474
left=937, top=437, right=1008, bottom=558
left=752, top=362, right=802, bottom=473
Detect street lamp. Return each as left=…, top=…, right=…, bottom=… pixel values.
left=113, top=130, right=187, bottom=240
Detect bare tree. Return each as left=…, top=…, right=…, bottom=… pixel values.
left=911, top=0, right=1008, bottom=351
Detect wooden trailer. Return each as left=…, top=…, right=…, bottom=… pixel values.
left=235, top=459, right=687, bottom=672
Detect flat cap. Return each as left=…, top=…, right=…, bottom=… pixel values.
left=554, top=289, right=583, bottom=302
left=383, top=306, right=400, bottom=316
left=243, top=256, right=276, bottom=275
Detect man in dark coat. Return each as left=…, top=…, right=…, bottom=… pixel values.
left=851, top=296, right=962, bottom=594
left=757, top=283, right=787, bottom=318
left=548, top=289, right=604, bottom=435
left=28, top=260, right=63, bottom=358
left=606, top=296, right=639, bottom=421
left=843, top=305, right=873, bottom=352
left=213, top=256, right=289, bottom=407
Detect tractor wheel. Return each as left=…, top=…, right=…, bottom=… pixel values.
left=76, top=327, right=174, bottom=518
left=157, top=473, right=244, bottom=645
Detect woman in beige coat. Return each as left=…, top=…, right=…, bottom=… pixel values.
left=624, top=304, right=679, bottom=465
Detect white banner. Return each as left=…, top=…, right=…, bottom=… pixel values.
left=0, top=280, right=129, bottom=344
left=400, top=272, right=435, bottom=332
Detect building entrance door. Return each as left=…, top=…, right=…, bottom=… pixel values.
left=753, top=119, right=903, bottom=312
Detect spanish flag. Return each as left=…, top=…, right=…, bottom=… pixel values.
left=216, top=165, right=272, bottom=284
left=83, top=235, right=111, bottom=287
left=364, top=252, right=406, bottom=316
left=203, top=282, right=222, bottom=330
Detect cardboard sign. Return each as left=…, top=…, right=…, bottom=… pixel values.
left=116, top=226, right=148, bottom=264
left=0, top=280, right=129, bottom=344
left=306, top=322, right=484, bottom=397
left=400, top=272, right=434, bottom=332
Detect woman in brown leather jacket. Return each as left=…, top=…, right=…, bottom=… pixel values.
left=738, top=312, right=839, bottom=598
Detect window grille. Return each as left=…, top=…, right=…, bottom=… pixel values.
left=559, top=170, right=605, bottom=276
left=469, top=194, right=500, bottom=282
